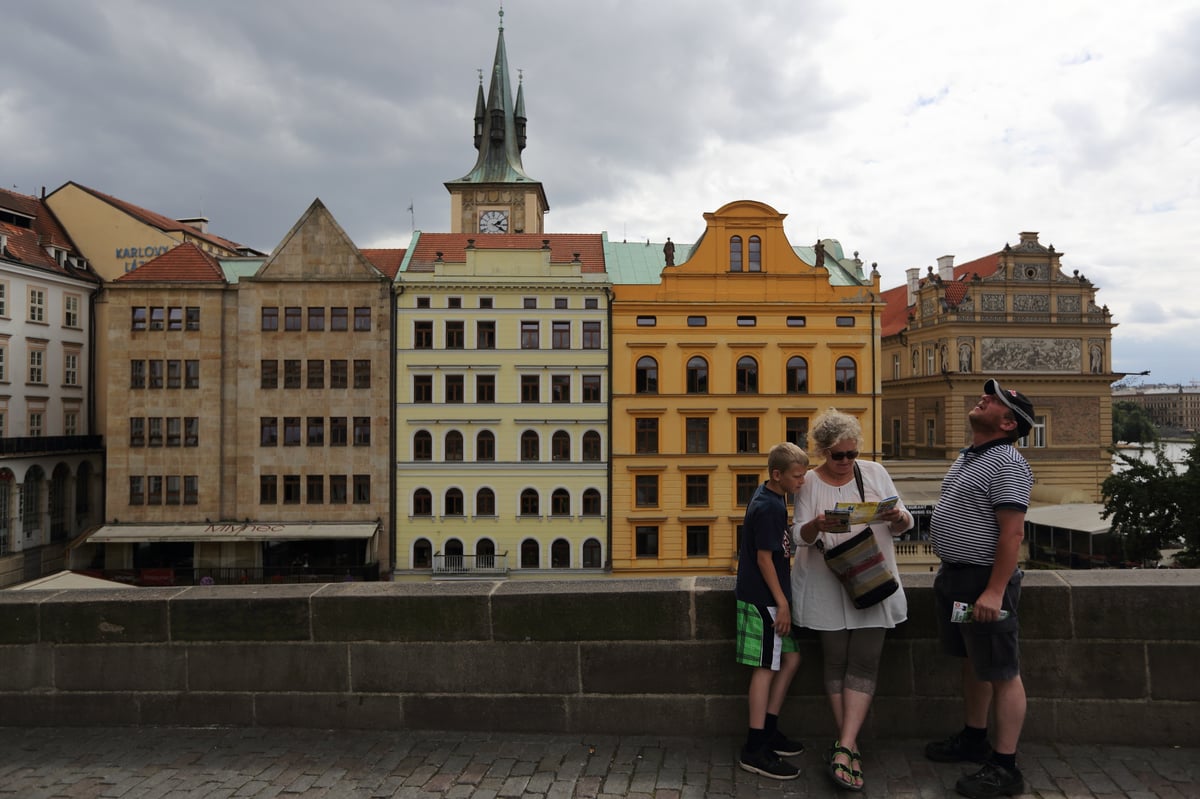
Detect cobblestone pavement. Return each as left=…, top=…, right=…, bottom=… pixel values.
left=0, top=726, right=1196, bottom=798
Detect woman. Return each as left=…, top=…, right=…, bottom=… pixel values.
left=792, top=409, right=912, bottom=792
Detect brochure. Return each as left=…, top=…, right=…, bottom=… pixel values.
left=950, top=601, right=1011, bottom=623
left=826, top=495, right=899, bottom=528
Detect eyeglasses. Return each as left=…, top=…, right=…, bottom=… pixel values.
left=827, top=450, right=859, bottom=461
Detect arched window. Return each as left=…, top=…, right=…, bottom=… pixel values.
left=520, top=488, right=540, bottom=516
left=476, top=538, right=496, bottom=569
left=748, top=235, right=761, bottom=272
left=582, top=430, right=602, bottom=462
left=520, top=538, right=540, bottom=568
left=413, top=538, right=432, bottom=569
left=413, top=430, right=432, bottom=461
left=730, top=235, right=743, bottom=272
left=551, top=538, right=570, bottom=568
left=520, top=430, right=540, bottom=461
left=686, top=356, right=708, bottom=394
left=444, top=538, right=464, bottom=571
left=413, top=488, right=432, bottom=516
left=475, top=487, right=495, bottom=516
left=582, top=538, right=602, bottom=568
left=75, top=461, right=92, bottom=522
left=786, top=356, right=808, bottom=394
left=476, top=430, right=495, bottom=462
left=551, top=488, right=571, bottom=516
left=552, top=430, right=571, bottom=461
left=736, top=356, right=759, bottom=394
left=582, top=488, right=602, bottom=516
left=49, top=464, right=69, bottom=541
left=22, top=466, right=44, bottom=534
left=836, top=356, right=858, bottom=394
left=444, top=487, right=464, bottom=516
left=444, top=430, right=464, bottom=461
left=635, top=356, right=658, bottom=394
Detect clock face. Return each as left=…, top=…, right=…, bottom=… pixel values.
left=479, top=209, right=509, bottom=233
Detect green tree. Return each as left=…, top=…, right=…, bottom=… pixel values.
left=1101, top=442, right=1182, bottom=565
left=1112, top=400, right=1157, bottom=444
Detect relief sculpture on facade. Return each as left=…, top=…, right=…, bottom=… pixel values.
left=1013, top=293, right=1050, bottom=312
left=981, top=337, right=1081, bottom=373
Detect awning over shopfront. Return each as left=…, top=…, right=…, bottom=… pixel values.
left=1024, top=504, right=1110, bottom=534
left=84, top=522, right=380, bottom=544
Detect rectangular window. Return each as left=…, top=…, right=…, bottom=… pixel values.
left=330, top=307, right=348, bottom=331
left=64, top=410, right=78, bottom=436
left=736, top=316, right=757, bottom=327
left=635, top=526, right=659, bottom=557
left=552, top=321, right=571, bottom=349
left=284, top=359, right=302, bottom=388
left=260, top=417, right=277, bottom=446
left=414, top=320, right=433, bottom=349
left=447, top=297, right=462, bottom=309
left=330, top=417, right=348, bottom=446
left=186, top=360, right=200, bottom=389
left=307, top=360, right=324, bottom=389
left=416, top=297, right=431, bottom=309
left=353, top=360, right=371, bottom=388
left=329, top=475, right=347, bottom=504
left=130, top=417, right=145, bottom=447
left=786, top=417, right=809, bottom=450
left=0, top=281, right=8, bottom=317
left=584, top=297, right=598, bottom=310
left=166, top=359, right=182, bottom=389
left=261, top=360, right=278, bottom=389
left=130, top=360, right=146, bottom=389
left=129, top=476, right=144, bottom=506
left=185, top=417, right=199, bottom=447
left=353, top=417, right=371, bottom=446
left=260, top=475, right=277, bottom=504
left=926, top=418, right=936, bottom=447
left=479, top=297, right=493, bottom=309
left=0, top=342, right=5, bottom=381
left=64, top=295, right=81, bottom=328
left=261, top=307, right=278, bottom=331
left=28, top=411, right=43, bottom=437
left=582, top=321, right=601, bottom=349
left=166, top=476, right=181, bottom=505
left=787, top=316, right=807, bottom=327
left=185, top=307, right=200, bottom=331
left=307, top=417, right=324, bottom=446
left=445, top=374, right=465, bottom=403
left=307, top=307, right=325, bottom=331
left=551, top=374, right=570, bottom=403
left=736, top=474, right=759, bottom=506
left=63, top=352, right=79, bottom=386
left=685, top=474, right=709, bottom=507
left=476, top=374, right=496, bottom=403
left=523, top=297, right=537, bottom=309
left=445, top=321, right=465, bottom=349
left=283, top=475, right=301, bottom=504
left=736, top=417, right=760, bottom=454
left=146, top=476, right=163, bottom=505
left=636, top=316, right=656, bottom=327
left=307, top=475, right=324, bottom=504
left=687, top=316, right=707, bottom=327
left=184, top=476, right=198, bottom=505
left=520, top=320, right=539, bottom=349
left=150, top=359, right=164, bottom=388
left=167, top=306, right=182, bottom=330
left=686, top=417, right=709, bottom=454
left=354, top=307, right=371, bottom=331
left=635, top=475, right=659, bottom=507
left=27, top=288, right=46, bottom=323
left=132, top=307, right=147, bottom=331
left=353, top=474, right=370, bottom=504
left=284, top=306, right=302, bottom=331
left=1020, top=415, right=1047, bottom=449
left=836, top=316, right=856, bottom=327
left=413, top=375, right=433, bottom=403
left=149, top=307, right=165, bottom=330
left=283, top=417, right=301, bottom=446
left=27, top=349, right=44, bottom=384
left=166, top=417, right=181, bottom=447
left=330, top=360, right=348, bottom=388
left=635, top=418, right=659, bottom=454
left=554, top=297, right=568, bottom=309
left=582, top=375, right=602, bottom=403
left=520, top=375, right=539, bottom=403
left=686, top=526, right=710, bottom=557
left=476, top=321, right=496, bottom=349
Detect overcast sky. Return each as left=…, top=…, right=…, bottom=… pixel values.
left=6, top=1, right=1198, bottom=385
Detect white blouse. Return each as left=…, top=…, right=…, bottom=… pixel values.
left=790, top=459, right=910, bottom=631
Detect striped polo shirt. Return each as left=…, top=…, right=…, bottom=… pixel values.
left=930, top=437, right=1034, bottom=566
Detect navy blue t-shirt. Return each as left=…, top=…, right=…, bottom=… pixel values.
left=734, top=482, right=792, bottom=606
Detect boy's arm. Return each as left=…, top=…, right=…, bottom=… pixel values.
left=756, top=549, right=791, bottom=636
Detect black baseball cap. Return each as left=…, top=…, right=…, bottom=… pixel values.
left=984, top=379, right=1035, bottom=437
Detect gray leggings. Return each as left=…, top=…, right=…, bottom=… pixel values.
left=819, top=627, right=887, bottom=697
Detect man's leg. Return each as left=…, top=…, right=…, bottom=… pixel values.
left=989, top=675, right=1026, bottom=755
left=962, top=658, right=994, bottom=729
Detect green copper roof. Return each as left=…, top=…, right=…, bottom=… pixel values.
left=218, top=257, right=266, bottom=283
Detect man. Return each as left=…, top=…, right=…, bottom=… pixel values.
left=926, top=379, right=1036, bottom=799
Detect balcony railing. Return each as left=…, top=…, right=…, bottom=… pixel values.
left=0, top=435, right=103, bottom=456
left=432, top=552, right=510, bottom=577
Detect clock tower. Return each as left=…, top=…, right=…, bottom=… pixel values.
left=445, top=9, right=548, bottom=234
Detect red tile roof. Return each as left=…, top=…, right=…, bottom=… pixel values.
left=406, top=233, right=606, bottom=274
left=880, top=252, right=1003, bottom=336
left=360, top=248, right=405, bottom=280
left=60, top=182, right=257, bottom=255
left=0, top=188, right=96, bottom=282
left=115, top=242, right=226, bottom=283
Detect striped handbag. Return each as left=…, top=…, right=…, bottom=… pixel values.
left=814, top=463, right=900, bottom=609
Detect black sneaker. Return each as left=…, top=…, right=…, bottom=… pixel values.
left=767, top=730, right=805, bottom=757
left=955, top=761, right=1024, bottom=798
left=738, top=746, right=801, bottom=780
left=925, top=731, right=992, bottom=763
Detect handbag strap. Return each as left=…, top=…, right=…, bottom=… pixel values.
left=815, top=463, right=867, bottom=553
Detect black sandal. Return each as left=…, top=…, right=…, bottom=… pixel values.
left=826, top=741, right=862, bottom=792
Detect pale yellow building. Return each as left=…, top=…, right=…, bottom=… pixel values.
left=607, top=200, right=884, bottom=575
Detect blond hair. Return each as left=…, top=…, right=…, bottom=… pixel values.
left=767, top=441, right=809, bottom=476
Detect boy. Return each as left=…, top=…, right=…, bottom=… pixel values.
left=734, top=441, right=809, bottom=779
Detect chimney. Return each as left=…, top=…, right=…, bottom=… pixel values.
left=178, top=216, right=209, bottom=233
left=906, top=267, right=920, bottom=306
left=937, top=255, right=955, bottom=282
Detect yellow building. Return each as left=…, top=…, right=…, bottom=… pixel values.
left=879, top=231, right=1119, bottom=503
left=607, top=200, right=883, bottom=574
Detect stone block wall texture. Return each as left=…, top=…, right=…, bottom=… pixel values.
left=0, top=571, right=1196, bottom=745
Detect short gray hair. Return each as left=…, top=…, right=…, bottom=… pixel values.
left=810, top=408, right=862, bottom=451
